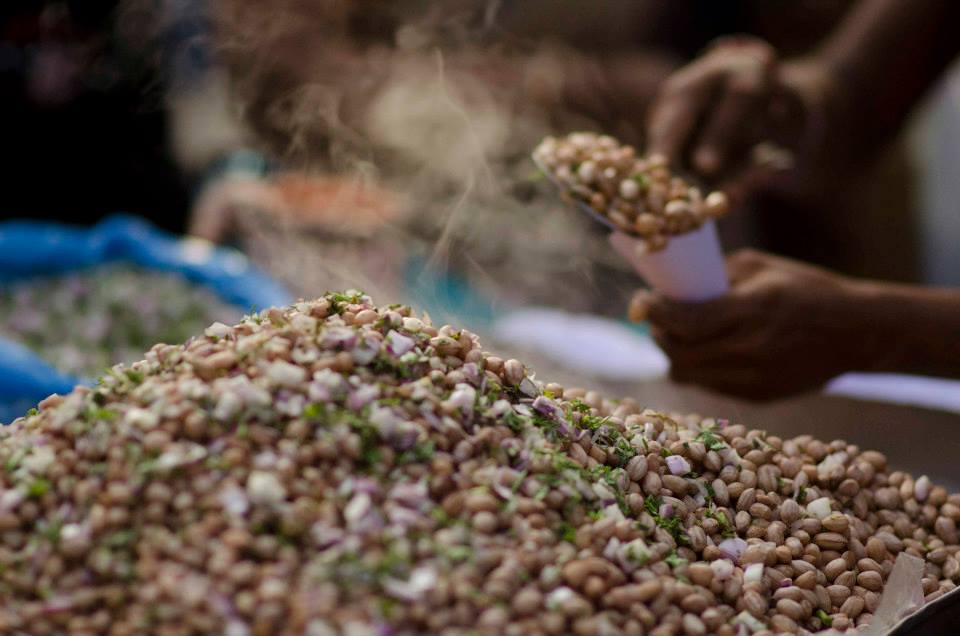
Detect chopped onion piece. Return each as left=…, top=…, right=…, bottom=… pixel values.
left=744, top=563, right=764, bottom=585
left=719, top=446, right=741, bottom=466
left=386, top=330, right=415, bottom=356
left=546, top=586, right=575, bottom=610
left=733, top=610, right=766, bottom=633
left=915, top=475, right=931, bottom=502
left=665, top=455, right=691, bottom=475
left=382, top=567, right=437, bottom=602
left=718, top=537, right=748, bottom=563
left=532, top=396, right=561, bottom=419
left=806, top=497, right=833, bottom=520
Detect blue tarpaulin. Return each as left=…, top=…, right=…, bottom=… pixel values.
left=0, top=214, right=291, bottom=422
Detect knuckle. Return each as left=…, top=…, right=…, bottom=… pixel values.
left=726, top=76, right=764, bottom=98
left=743, top=39, right=777, bottom=63
left=663, top=65, right=710, bottom=95
left=662, top=74, right=694, bottom=96
left=648, top=325, right=670, bottom=346
left=731, top=248, right=766, bottom=266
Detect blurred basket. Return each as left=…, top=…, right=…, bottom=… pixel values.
left=233, top=174, right=408, bottom=302
left=0, top=214, right=291, bottom=422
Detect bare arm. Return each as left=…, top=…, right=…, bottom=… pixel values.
left=814, top=0, right=960, bottom=162
left=645, top=0, right=960, bottom=190
left=632, top=250, right=960, bottom=400
left=857, top=281, right=960, bottom=379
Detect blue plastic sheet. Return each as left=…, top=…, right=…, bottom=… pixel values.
left=0, top=214, right=291, bottom=422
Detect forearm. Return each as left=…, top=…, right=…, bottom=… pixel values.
left=558, top=51, right=677, bottom=135
left=852, top=280, right=960, bottom=379
left=814, top=0, right=960, bottom=153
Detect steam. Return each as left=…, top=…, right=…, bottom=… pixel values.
left=209, top=0, right=637, bottom=319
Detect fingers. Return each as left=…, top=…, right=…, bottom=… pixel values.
left=726, top=248, right=774, bottom=284
left=628, top=249, right=778, bottom=344
left=728, top=248, right=824, bottom=283
left=631, top=289, right=747, bottom=344
left=647, top=37, right=778, bottom=178
left=646, top=58, right=725, bottom=164
left=692, top=69, right=770, bottom=176
left=653, top=325, right=761, bottom=369
left=655, top=322, right=791, bottom=401
left=716, top=160, right=792, bottom=209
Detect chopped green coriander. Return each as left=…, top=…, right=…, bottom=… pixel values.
left=815, top=610, right=833, bottom=627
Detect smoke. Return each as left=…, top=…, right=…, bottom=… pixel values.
left=208, top=0, right=637, bottom=319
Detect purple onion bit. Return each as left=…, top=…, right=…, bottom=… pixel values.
left=718, top=537, right=748, bottom=563
left=460, top=362, right=480, bottom=385
left=385, top=330, right=415, bottom=357
left=532, top=396, right=561, bottom=419
left=353, top=337, right=380, bottom=365
left=322, top=327, right=358, bottom=350
left=665, top=455, right=691, bottom=476
left=347, top=385, right=380, bottom=411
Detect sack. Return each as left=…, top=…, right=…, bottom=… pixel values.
left=0, top=214, right=290, bottom=422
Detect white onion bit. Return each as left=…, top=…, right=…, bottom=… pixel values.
left=806, top=497, right=833, bottom=520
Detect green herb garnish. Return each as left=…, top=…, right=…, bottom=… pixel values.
left=705, top=506, right=735, bottom=538
left=556, top=522, right=577, bottom=543
left=27, top=478, right=52, bottom=498
left=694, top=427, right=727, bottom=451
left=665, top=550, right=687, bottom=568
left=815, top=610, right=833, bottom=627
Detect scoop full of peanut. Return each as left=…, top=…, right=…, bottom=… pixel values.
left=534, top=132, right=729, bottom=252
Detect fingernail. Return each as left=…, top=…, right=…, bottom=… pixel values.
left=694, top=147, right=721, bottom=174
left=628, top=291, right=652, bottom=323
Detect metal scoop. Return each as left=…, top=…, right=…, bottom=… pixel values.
left=531, top=153, right=620, bottom=233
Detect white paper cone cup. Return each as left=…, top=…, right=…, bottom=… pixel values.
left=609, top=220, right=729, bottom=302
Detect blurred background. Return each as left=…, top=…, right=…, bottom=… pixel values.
left=1, top=1, right=959, bottom=476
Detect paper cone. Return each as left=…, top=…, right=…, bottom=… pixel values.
left=609, top=220, right=729, bottom=302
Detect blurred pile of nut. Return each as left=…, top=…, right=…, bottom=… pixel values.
left=0, top=265, right=240, bottom=379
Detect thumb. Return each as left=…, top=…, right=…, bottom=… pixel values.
left=628, top=289, right=656, bottom=323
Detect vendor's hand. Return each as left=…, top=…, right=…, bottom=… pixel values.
left=630, top=250, right=874, bottom=400
left=646, top=36, right=833, bottom=201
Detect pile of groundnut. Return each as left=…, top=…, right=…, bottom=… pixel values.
left=534, top=132, right=729, bottom=252
left=1, top=292, right=957, bottom=636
